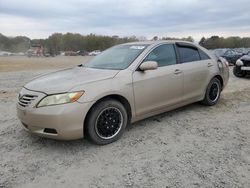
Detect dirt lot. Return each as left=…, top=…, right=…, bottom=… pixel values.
left=0, top=56, right=250, bottom=188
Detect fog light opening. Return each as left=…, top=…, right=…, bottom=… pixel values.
left=44, top=128, right=57, bottom=134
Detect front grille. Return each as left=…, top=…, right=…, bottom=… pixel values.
left=18, top=94, right=38, bottom=107
left=242, top=60, right=250, bottom=67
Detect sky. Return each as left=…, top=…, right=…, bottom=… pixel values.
left=0, top=0, right=250, bottom=41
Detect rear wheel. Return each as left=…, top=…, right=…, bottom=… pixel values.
left=86, top=99, right=128, bottom=145
left=202, top=78, right=221, bottom=106
left=233, top=66, right=246, bottom=77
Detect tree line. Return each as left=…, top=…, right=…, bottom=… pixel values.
left=0, top=33, right=30, bottom=52
left=199, top=36, right=250, bottom=49
left=1, top=33, right=250, bottom=54
left=0, top=33, right=139, bottom=55
left=36, top=33, right=141, bottom=55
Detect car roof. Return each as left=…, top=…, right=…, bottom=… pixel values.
left=121, top=40, right=194, bottom=46
left=120, top=40, right=213, bottom=58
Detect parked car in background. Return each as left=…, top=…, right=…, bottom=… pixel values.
left=64, top=51, right=78, bottom=56
left=26, top=44, right=44, bottom=57
left=213, top=49, right=227, bottom=58
left=17, top=41, right=229, bottom=145
left=234, top=51, right=250, bottom=77
left=89, top=50, right=101, bottom=56
left=0, top=51, right=13, bottom=56
left=220, top=49, right=243, bottom=65
left=26, top=49, right=36, bottom=57
left=44, top=52, right=55, bottom=57
left=77, top=50, right=89, bottom=56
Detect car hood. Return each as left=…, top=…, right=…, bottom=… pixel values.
left=241, top=55, right=250, bottom=61
left=24, top=67, right=120, bottom=94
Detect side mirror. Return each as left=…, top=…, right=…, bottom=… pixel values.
left=139, top=61, right=158, bottom=71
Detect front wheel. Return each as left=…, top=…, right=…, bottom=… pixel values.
left=233, top=66, right=246, bottom=77
left=201, top=78, right=221, bottom=106
left=86, top=99, right=128, bottom=145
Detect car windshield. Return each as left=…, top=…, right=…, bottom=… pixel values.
left=84, top=44, right=148, bottom=70
left=214, top=49, right=226, bottom=57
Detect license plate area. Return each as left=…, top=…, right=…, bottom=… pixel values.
left=241, top=66, right=250, bottom=70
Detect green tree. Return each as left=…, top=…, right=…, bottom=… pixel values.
left=46, top=33, right=63, bottom=55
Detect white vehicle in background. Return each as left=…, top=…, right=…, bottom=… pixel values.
left=234, top=51, right=250, bottom=77
left=0, top=51, right=13, bottom=56
left=89, top=50, right=101, bottom=56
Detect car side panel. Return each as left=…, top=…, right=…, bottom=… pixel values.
left=73, top=69, right=136, bottom=119
left=132, top=64, right=183, bottom=117
left=181, top=59, right=214, bottom=102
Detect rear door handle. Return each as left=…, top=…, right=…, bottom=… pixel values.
left=208, top=63, right=213, bottom=67
left=174, top=69, right=182, bottom=75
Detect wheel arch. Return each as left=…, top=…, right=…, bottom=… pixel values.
left=83, top=94, right=132, bottom=136
left=202, top=75, right=224, bottom=100
left=214, top=75, right=224, bottom=90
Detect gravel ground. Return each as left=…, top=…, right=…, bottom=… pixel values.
left=0, top=56, right=250, bottom=188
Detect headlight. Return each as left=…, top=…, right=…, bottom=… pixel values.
left=236, top=59, right=244, bottom=66
left=37, top=91, right=84, bottom=108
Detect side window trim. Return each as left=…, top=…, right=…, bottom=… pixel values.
left=173, top=44, right=180, bottom=64
left=176, top=42, right=198, bottom=50
left=175, top=42, right=202, bottom=63
left=174, top=44, right=181, bottom=64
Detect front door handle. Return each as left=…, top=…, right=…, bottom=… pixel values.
left=174, top=69, right=182, bottom=75
left=208, top=63, right=213, bottom=67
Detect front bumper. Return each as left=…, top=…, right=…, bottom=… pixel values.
left=16, top=88, right=94, bottom=140
left=241, top=66, right=250, bottom=71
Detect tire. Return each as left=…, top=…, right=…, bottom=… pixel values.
left=233, top=66, right=246, bottom=78
left=86, top=99, right=128, bottom=145
left=201, top=78, right=221, bottom=106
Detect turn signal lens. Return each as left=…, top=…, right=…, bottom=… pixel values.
left=69, top=92, right=84, bottom=102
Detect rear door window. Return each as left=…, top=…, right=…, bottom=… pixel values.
left=177, top=46, right=201, bottom=63
left=199, top=50, right=211, bottom=60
